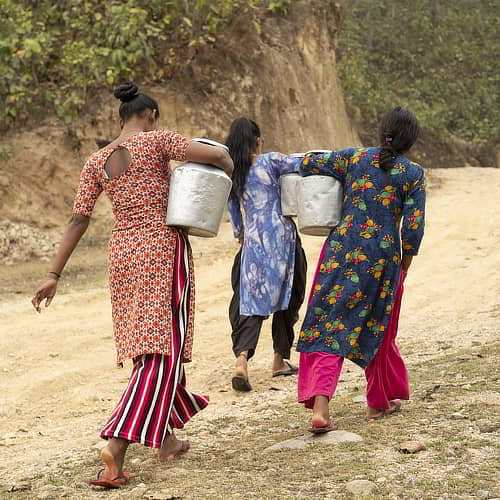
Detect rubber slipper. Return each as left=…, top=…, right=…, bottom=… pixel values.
left=89, top=469, right=130, bottom=489
left=272, top=361, right=298, bottom=378
left=308, top=422, right=336, bottom=434
left=232, top=375, right=252, bottom=392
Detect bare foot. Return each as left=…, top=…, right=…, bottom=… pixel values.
left=385, top=399, right=402, bottom=415
left=159, top=433, right=191, bottom=462
left=310, top=395, right=333, bottom=427
left=365, top=400, right=402, bottom=420
left=365, top=406, right=385, bottom=420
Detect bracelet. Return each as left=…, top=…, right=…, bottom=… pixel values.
left=48, top=271, right=61, bottom=279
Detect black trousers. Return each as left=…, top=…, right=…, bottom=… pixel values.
left=229, top=234, right=307, bottom=361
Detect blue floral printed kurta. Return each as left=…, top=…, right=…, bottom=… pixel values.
left=297, top=147, right=426, bottom=368
left=228, top=152, right=302, bottom=316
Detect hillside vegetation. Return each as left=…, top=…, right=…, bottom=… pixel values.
left=0, top=0, right=290, bottom=129
left=1, top=0, right=497, bottom=166
left=336, top=0, right=499, bottom=163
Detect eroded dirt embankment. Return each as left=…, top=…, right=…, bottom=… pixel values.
left=0, top=0, right=358, bottom=265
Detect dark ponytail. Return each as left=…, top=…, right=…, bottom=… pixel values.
left=378, top=106, right=420, bottom=172
left=113, top=82, right=160, bottom=122
left=225, top=117, right=261, bottom=197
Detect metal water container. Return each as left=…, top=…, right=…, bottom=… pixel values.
left=297, top=150, right=343, bottom=237
left=280, top=153, right=304, bottom=217
left=166, top=139, right=232, bottom=237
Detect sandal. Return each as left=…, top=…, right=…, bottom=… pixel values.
left=89, top=469, right=130, bottom=489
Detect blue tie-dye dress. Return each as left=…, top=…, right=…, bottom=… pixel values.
left=228, top=152, right=302, bottom=316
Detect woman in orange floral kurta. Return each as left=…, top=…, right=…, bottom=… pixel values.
left=32, top=82, right=233, bottom=489
left=73, top=128, right=196, bottom=365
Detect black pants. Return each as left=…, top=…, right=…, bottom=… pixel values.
left=229, top=234, right=307, bottom=361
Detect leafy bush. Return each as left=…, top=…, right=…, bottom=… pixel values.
left=336, top=0, right=499, bottom=146
left=0, top=0, right=291, bottom=129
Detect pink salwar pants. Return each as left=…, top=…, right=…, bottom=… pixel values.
left=298, top=241, right=409, bottom=411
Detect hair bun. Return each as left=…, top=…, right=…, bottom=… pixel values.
left=113, top=82, right=139, bottom=102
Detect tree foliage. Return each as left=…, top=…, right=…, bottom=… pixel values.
left=0, top=0, right=291, bottom=129
left=336, top=0, right=499, bottom=146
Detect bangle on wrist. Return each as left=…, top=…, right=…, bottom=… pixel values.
left=48, top=271, right=61, bottom=279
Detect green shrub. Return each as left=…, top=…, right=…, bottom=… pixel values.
left=336, top=0, right=499, bottom=146
left=0, top=0, right=291, bottom=128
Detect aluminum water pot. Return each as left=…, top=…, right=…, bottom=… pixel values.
left=166, top=139, right=232, bottom=238
left=297, top=150, right=342, bottom=237
left=280, top=153, right=305, bottom=217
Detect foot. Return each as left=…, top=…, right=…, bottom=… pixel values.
left=365, top=399, right=402, bottom=420
left=310, top=395, right=332, bottom=429
left=272, top=359, right=297, bottom=377
left=234, top=352, right=248, bottom=378
left=311, top=414, right=335, bottom=429
left=308, top=420, right=336, bottom=434
left=365, top=406, right=385, bottom=420
left=385, top=399, right=402, bottom=415
left=93, top=438, right=129, bottom=485
left=159, top=433, right=191, bottom=462
left=272, top=353, right=289, bottom=374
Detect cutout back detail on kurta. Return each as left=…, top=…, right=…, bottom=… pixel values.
left=104, top=147, right=131, bottom=179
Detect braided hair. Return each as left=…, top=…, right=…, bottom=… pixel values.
left=378, top=106, right=420, bottom=172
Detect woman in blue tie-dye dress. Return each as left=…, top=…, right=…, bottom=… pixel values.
left=226, top=117, right=307, bottom=392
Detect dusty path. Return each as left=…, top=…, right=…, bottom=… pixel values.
left=0, top=167, right=499, bottom=498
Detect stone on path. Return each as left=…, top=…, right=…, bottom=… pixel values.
left=346, top=479, right=376, bottom=496
left=398, top=440, right=426, bottom=454
left=352, top=395, right=366, bottom=403
left=477, top=491, right=490, bottom=499
left=264, top=430, right=363, bottom=452
left=304, top=430, right=363, bottom=444
left=264, top=438, right=310, bottom=452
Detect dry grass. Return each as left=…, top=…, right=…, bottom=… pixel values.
left=2, top=341, right=498, bottom=500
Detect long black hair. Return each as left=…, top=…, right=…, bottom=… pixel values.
left=378, top=106, right=420, bottom=172
left=225, top=117, right=261, bottom=197
left=113, top=82, right=160, bottom=122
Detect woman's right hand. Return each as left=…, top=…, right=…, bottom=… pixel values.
left=185, top=141, right=234, bottom=176
left=32, top=277, right=58, bottom=313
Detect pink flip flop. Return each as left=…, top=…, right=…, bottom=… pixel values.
left=308, top=422, right=336, bottom=434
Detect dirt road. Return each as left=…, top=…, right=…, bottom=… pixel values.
left=0, top=167, right=499, bottom=499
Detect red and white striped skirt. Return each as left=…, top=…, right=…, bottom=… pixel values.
left=101, top=232, right=209, bottom=448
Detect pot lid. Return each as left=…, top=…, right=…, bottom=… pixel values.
left=192, top=138, right=229, bottom=152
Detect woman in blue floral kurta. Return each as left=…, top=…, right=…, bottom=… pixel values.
left=226, top=117, right=307, bottom=391
left=297, top=107, right=426, bottom=431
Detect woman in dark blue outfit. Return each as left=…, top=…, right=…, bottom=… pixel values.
left=296, top=107, right=426, bottom=431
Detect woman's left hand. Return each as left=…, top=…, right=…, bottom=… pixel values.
left=32, top=277, right=58, bottom=313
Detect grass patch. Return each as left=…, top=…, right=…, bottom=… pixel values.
left=3, top=341, right=497, bottom=499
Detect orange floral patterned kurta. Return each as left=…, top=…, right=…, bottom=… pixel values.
left=72, top=130, right=195, bottom=365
